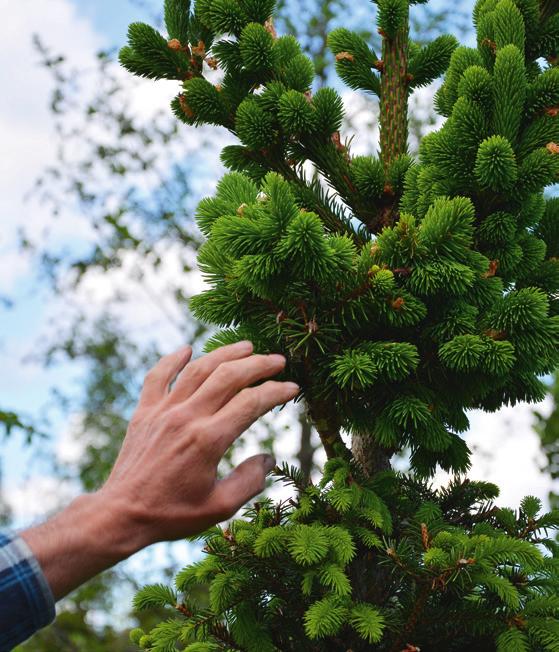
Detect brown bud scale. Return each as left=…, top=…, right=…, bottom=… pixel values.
left=335, top=51, right=355, bottom=62
left=167, top=38, right=182, bottom=50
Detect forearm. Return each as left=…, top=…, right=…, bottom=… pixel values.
left=20, top=492, right=145, bottom=600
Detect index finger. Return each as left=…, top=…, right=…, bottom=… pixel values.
left=138, top=346, right=193, bottom=408
left=185, top=354, right=287, bottom=415
left=167, top=341, right=254, bottom=404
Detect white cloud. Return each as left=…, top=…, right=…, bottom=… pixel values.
left=467, top=400, right=555, bottom=506
left=0, top=0, right=226, bottom=523
left=0, top=0, right=218, bottom=294
left=0, top=0, right=100, bottom=181
left=0, top=0, right=103, bottom=292
left=0, top=251, right=31, bottom=295
left=44, top=241, right=209, bottom=357
left=0, top=0, right=228, bottom=350
left=5, top=473, right=79, bottom=523
left=0, top=0, right=109, bottom=510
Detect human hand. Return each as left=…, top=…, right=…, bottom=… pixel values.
left=21, top=341, right=299, bottom=600
left=100, top=340, right=299, bottom=548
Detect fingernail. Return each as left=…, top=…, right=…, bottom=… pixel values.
left=263, top=455, right=277, bottom=474
left=268, top=354, right=286, bottom=365
left=285, top=382, right=300, bottom=394
left=233, top=340, right=253, bottom=352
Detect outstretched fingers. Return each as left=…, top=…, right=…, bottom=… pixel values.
left=206, top=380, right=300, bottom=457
left=138, top=346, right=193, bottom=407
left=185, top=354, right=288, bottom=415
left=167, top=341, right=255, bottom=404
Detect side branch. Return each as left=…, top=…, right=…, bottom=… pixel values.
left=307, top=397, right=351, bottom=461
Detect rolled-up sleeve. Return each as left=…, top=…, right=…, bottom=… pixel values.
left=0, top=531, right=55, bottom=651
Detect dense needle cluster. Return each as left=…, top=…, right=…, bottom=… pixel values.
left=120, top=0, right=559, bottom=649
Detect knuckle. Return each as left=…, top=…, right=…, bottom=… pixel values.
left=207, top=362, right=238, bottom=389
left=188, top=419, right=210, bottom=446
left=160, top=354, right=179, bottom=376
left=180, top=415, right=219, bottom=450
left=216, top=359, right=238, bottom=378
left=249, top=355, right=268, bottom=373
left=162, top=407, right=187, bottom=431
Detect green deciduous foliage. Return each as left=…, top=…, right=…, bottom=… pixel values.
left=117, top=0, right=559, bottom=648
left=0, top=411, right=42, bottom=444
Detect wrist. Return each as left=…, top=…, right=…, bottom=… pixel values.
left=72, top=491, right=145, bottom=561
left=21, top=491, right=152, bottom=600
left=91, top=487, right=158, bottom=556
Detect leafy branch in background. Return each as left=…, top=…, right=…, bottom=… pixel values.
left=117, top=0, right=559, bottom=649
left=0, top=410, right=43, bottom=445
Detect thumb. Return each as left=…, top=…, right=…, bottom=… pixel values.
left=209, top=454, right=276, bottom=522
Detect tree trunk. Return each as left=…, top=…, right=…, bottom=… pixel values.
left=351, top=432, right=392, bottom=476
left=360, top=7, right=409, bottom=474
left=297, top=407, right=315, bottom=484
left=306, top=11, right=410, bottom=612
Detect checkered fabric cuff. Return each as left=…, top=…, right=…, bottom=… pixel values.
left=0, top=531, right=55, bottom=651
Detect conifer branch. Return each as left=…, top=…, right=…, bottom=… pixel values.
left=379, top=15, right=410, bottom=171
left=292, top=138, right=382, bottom=231
left=275, top=161, right=365, bottom=244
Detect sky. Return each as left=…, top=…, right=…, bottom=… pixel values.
left=0, top=0, right=106, bottom=494
left=0, top=0, right=555, bottom=555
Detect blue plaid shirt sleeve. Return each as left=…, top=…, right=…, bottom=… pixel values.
left=0, top=531, right=55, bottom=651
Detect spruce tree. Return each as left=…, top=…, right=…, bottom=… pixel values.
left=120, top=0, right=559, bottom=649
